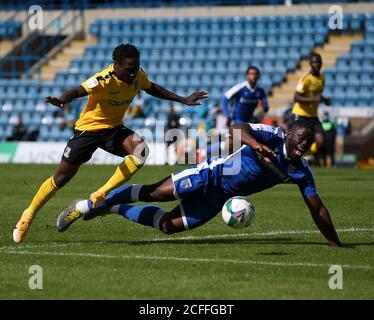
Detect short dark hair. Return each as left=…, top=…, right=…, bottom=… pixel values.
left=246, top=65, right=260, bottom=77
left=112, top=43, right=140, bottom=64
left=309, top=52, right=322, bottom=62
left=289, top=119, right=315, bottom=136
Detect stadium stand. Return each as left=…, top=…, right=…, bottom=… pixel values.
left=324, top=13, right=374, bottom=107
left=0, top=20, right=22, bottom=56
left=0, top=1, right=371, bottom=10
left=0, top=8, right=373, bottom=142
left=0, top=20, right=22, bottom=40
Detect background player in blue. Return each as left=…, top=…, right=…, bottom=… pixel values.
left=57, top=120, right=343, bottom=248
left=221, top=66, right=269, bottom=127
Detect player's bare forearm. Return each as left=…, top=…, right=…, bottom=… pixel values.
left=304, top=195, right=342, bottom=247
left=229, top=124, right=276, bottom=161
left=145, top=83, right=183, bottom=102
left=46, top=85, right=87, bottom=108
left=230, top=123, right=258, bottom=148
left=312, top=207, right=342, bottom=247
left=60, top=86, right=87, bottom=104
left=145, top=82, right=208, bottom=106
left=259, top=98, right=269, bottom=113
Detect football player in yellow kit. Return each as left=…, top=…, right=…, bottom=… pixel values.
left=13, top=43, right=207, bottom=242
left=292, top=52, right=331, bottom=165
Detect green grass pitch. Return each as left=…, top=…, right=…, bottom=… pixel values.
left=0, top=164, right=373, bottom=299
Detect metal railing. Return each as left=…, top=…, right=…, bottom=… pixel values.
left=25, top=10, right=84, bottom=80
left=0, top=9, right=83, bottom=79
left=0, top=10, right=23, bottom=44
left=0, top=0, right=366, bottom=10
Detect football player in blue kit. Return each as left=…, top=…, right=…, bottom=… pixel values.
left=57, top=119, right=343, bottom=247
left=221, top=66, right=269, bottom=127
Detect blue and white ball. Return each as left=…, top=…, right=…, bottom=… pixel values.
left=221, top=196, right=255, bottom=229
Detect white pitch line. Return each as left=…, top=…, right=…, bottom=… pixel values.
left=142, top=227, right=374, bottom=242
left=0, top=227, right=372, bottom=250
left=0, top=249, right=372, bottom=270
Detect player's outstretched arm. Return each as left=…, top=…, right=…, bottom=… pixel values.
left=229, top=123, right=276, bottom=163
left=259, top=91, right=270, bottom=113
left=144, top=82, right=208, bottom=106
left=46, top=85, right=88, bottom=108
left=220, top=95, right=232, bottom=126
left=303, top=194, right=342, bottom=247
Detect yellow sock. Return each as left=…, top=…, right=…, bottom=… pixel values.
left=310, top=142, right=318, bottom=154
left=23, top=176, right=59, bottom=219
left=97, top=155, right=144, bottom=195
left=303, top=142, right=318, bottom=157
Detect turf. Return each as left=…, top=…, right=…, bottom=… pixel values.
left=0, top=164, right=373, bottom=299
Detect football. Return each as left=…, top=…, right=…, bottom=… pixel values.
left=221, top=196, right=255, bottom=229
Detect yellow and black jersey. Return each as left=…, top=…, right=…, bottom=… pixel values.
left=75, top=64, right=152, bottom=131
left=292, top=72, right=325, bottom=118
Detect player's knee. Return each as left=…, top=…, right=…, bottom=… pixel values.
left=53, top=173, right=73, bottom=188
left=53, top=169, right=77, bottom=188
left=159, top=223, right=174, bottom=234
left=315, top=134, right=324, bottom=146
left=140, top=183, right=163, bottom=202
left=139, top=184, right=155, bottom=202
left=54, top=161, right=80, bottom=187
left=159, top=217, right=180, bottom=235
left=159, top=221, right=177, bottom=235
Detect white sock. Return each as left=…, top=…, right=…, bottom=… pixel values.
left=110, top=205, right=121, bottom=213
left=131, top=184, right=143, bottom=202
left=76, top=200, right=90, bottom=215
left=153, top=208, right=167, bottom=229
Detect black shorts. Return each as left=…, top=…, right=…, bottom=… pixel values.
left=292, top=114, right=324, bottom=135
left=62, top=125, right=136, bottom=165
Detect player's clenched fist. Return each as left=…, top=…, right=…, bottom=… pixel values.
left=252, top=143, right=277, bottom=163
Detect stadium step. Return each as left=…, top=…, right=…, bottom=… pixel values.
left=0, top=40, right=13, bottom=56
left=314, top=34, right=363, bottom=68
left=40, top=38, right=97, bottom=81
left=268, top=33, right=363, bottom=111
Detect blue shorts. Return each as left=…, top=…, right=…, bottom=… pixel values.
left=171, top=167, right=227, bottom=230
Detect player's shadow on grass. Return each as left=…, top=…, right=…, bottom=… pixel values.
left=123, top=237, right=296, bottom=246
left=122, top=237, right=359, bottom=247
left=34, top=237, right=295, bottom=246
left=125, top=238, right=372, bottom=248
left=47, top=237, right=370, bottom=247
left=256, top=251, right=289, bottom=256
left=325, top=177, right=368, bottom=181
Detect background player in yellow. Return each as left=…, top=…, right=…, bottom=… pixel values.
left=292, top=52, right=331, bottom=165
left=13, top=43, right=208, bottom=242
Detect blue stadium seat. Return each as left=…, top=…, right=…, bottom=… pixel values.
left=3, top=12, right=374, bottom=142
left=0, top=20, right=22, bottom=40
left=348, top=13, right=365, bottom=31
left=360, top=72, right=373, bottom=86
left=0, top=113, right=8, bottom=125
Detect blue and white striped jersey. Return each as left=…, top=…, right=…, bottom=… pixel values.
left=221, top=81, right=269, bottom=124
left=176, top=124, right=317, bottom=201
